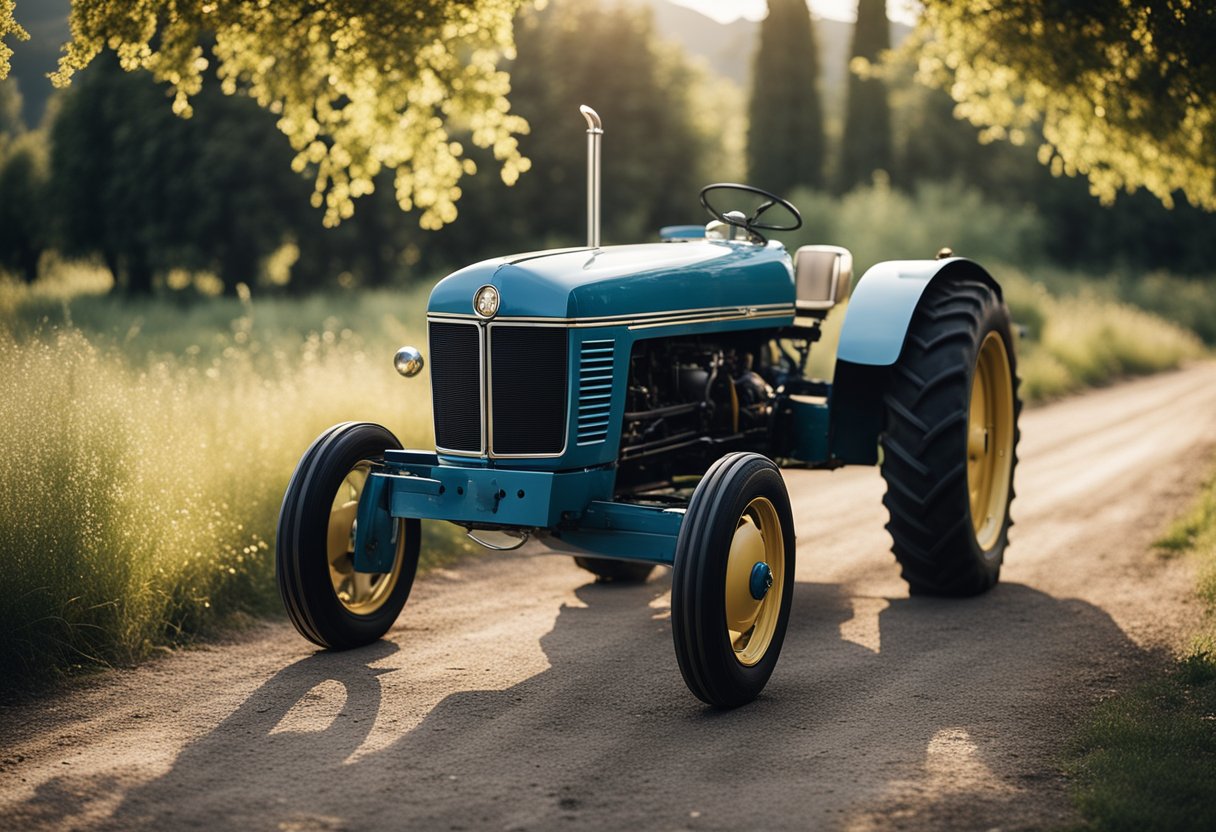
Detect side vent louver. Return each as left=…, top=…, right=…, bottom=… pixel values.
left=577, top=339, right=614, bottom=444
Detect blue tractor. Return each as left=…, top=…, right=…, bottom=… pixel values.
left=276, top=107, right=1020, bottom=708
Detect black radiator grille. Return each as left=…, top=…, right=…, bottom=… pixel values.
left=490, top=326, right=568, bottom=455
left=429, top=321, right=482, bottom=452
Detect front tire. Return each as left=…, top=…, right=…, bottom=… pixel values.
left=671, top=453, right=796, bottom=708
left=880, top=279, right=1021, bottom=596
left=276, top=422, right=420, bottom=649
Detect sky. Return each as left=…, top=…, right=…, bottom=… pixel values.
left=669, top=0, right=919, bottom=25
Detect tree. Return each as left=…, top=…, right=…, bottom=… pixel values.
left=36, top=0, right=531, bottom=229
left=747, top=0, right=826, bottom=193
left=0, top=76, right=21, bottom=136
left=0, top=130, right=48, bottom=282
left=910, top=0, right=1216, bottom=211
left=838, top=0, right=893, bottom=192
left=418, top=0, right=720, bottom=265
left=50, top=54, right=314, bottom=295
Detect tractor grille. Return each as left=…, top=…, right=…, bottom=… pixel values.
left=576, top=340, right=614, bottom=444
left=490, top=326, right=569, bottom=455
left=429, top=321, right=482, bottom=452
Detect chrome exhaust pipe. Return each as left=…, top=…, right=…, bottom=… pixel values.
left=580, top=105, right=602, bottom=248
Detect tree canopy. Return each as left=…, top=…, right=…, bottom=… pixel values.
left=911, top=0, right=1216, bottom=211
left=41, top=0, right=532, bottom=228
left=0, top=0, right=26, bottom=81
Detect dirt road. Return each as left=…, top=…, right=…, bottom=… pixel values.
left=3, top=364, right=1216, bottom=831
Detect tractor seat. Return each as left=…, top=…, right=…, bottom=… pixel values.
left=794, top=245, right=853, bottom=316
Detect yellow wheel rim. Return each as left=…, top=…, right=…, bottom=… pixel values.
left=326, top=461, right=405, bottom=615
left=724, top=496, right=785, bottom=667
left=967, top=332, right=1015, bottom=551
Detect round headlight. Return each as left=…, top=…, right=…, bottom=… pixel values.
left=393, top=345, right=424, bottom=377
left=473, top=284, right=500, bottom=318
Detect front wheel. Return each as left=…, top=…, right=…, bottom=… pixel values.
left=880, top=279, right=1021, bottom=596
left=276, top=422, right=420, bottom=649
left=671, top=453, right=796, bottom=708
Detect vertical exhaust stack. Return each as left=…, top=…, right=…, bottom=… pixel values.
left=580, top=105, right=602, bottom=248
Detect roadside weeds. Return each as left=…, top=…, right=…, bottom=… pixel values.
left=1062, top=471, right=1216, bottom=831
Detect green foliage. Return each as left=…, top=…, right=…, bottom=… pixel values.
left=1065, top=471, right=1216, bottom=831
left=780, top=178, right=1047, bottom=274
left=48, top=0, right=530, bottom=228
left=48, top=54, right=412, bottom=295
left=0, top=129, right=47, bottom=282
left=911, top=0, right=1216, bottom=212
left=747, top=0, right=824, bottom=192
left=0, top=75, right=21, bottom=134
left=0, top=267, right=471, bottom=694
left=837, top=0, right=892, bottom=193
left=407, top=0, right=722, bottom=265
left=0, top=0, right=26, bottom=80
left=1006, top=279, right=1204, bottom=401
left=1065, top=656, right=1216, bottom=832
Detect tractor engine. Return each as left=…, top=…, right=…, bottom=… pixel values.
left=617, top=334, right=781, bottom=492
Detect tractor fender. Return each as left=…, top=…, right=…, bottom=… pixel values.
left=828, top=257, right=1003, bottom=465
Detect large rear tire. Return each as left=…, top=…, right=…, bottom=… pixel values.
left=880, top=279, right=1020, bottom=596
left=276, top=422, right=420, bottom=649
left=671, top=453, right=796, bottom=708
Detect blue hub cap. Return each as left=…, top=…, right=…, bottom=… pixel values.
left=749, top=562, right=774, bottom=601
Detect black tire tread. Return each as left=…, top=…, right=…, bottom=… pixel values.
left=880, top=280, right=1022, bottom=596
left=276, top=422, right=419, bottom=649
left=671, top=452, right=796, bottom=708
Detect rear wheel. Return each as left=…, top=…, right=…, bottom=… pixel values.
left=572, top=557, right=655, bottom=584
left=276, top=422, right=420, bottom=649
left=880, top=280, right=1020, bottom=596
left=671, top=453, right=795, bottom=708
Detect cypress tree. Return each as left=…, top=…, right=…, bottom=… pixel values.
left=838, top=0, right=893, bottom=192
left=746, top=0, right=825, bottom=193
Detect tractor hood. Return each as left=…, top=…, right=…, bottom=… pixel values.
left=427, top=240, right=795, bottom=320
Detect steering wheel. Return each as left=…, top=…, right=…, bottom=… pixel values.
left=699, top=183, right=802, bottom=240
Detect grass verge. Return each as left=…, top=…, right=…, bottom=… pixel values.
left=0, top=269, right=474, bottom=697
left=1063, top=474, right=1216, bottom=831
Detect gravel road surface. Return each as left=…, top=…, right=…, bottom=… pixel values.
left=3, top=363, right=1216, bottom=831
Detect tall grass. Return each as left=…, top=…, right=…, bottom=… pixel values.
left=1063, top=473, right=1216, bottom=830
left=0, top=270, right=469, bottom=693
left=1000, top=271, right=1205, bottom=401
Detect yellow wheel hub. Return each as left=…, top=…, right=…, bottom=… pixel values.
left=967, top=332, right=1015, bottom=551
left=724, top=496, right=785, bottom=667
left=326, top=461, right=404, bottom=615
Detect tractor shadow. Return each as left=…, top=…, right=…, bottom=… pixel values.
left=34, top=577, right=1146, bottom=830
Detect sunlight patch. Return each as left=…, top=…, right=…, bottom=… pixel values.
left=838, top=596, right=888, bottom=653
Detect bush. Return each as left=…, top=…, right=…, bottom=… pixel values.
left=781, top=177, right=1048, bottom=274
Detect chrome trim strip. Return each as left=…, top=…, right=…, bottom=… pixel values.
left=428, top=302, right=795, bottom=327
left=430, top=319, right=487, bottom=457
left=626, top=308, right=794, bottom=331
